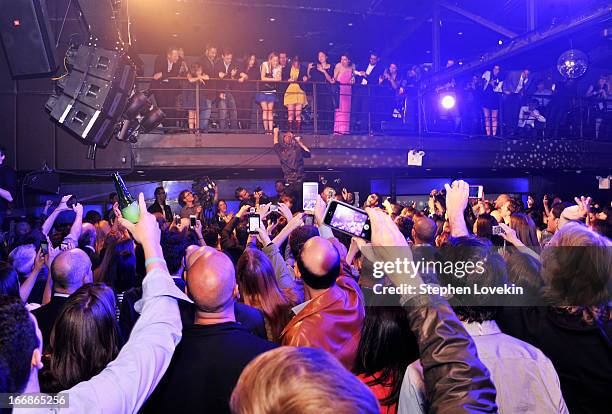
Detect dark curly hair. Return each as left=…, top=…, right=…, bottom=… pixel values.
left=0, top=295, right=39, bottom=393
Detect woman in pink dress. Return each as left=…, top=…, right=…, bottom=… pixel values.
left=333, top=54, right=355, bottom=135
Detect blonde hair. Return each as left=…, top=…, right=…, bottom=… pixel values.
left=230, top=347, right=379, bottom=414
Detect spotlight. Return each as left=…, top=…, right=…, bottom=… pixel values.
left=440, top=94, right=456, bottom=109
left=115, top=90, right=164, bottom=142
left=140, top=107, right=166, bottom=132
left=124, top=91, right=151, bottom=120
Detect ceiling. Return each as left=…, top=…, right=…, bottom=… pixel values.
left=124, top=0, right=609, bottom=66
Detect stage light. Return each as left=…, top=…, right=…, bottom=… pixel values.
left=124, top=91, right=151, bottom=120
left=440, top=94, right=456, bottom=110
left=140, top=107, right=165, bottom=132
left=498, top=39, right=503, bottom=45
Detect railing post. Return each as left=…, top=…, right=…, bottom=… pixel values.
left=367, top=85, right=372, bottom=135
left=195, top=80, right=200, bottom=130
left=255, top=80, right=260, bottom=134
left=313, top=82, right=318, bottom=136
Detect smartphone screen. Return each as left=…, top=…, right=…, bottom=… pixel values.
left=40, top=241, right=49, bottom=255
left=270, top=204, right=278, bottom=212
left=189, top=215, right=197, bottom=228
left=303, top=182, right=318, bottom=211
left=323, top=200, right=371, bottom=240
left=248, top=215, right=261, bottom=234
left=468, top=185, right=483, bottom=199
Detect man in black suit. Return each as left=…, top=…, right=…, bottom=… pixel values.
left=141, top=248, right=277, bottom=414
left=32, top=249, right=92, bottom=351
left=215, top=50, right=240, bottom=130
left=353, top=52, right=385, bottom=133
left=78, top=223, right=100, bottom=270
left=502, top=68, right=534, bottom=136
left=198, top=45, right=220, bottom=132
left=147, top=186, right=173, bottom=222
left=152, top=47, right=181, bottom=128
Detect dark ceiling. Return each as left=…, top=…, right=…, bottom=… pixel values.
left=123, top=0, right=609, bottom=66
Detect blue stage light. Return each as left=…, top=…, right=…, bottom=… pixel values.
left=440, top=94, right=456, bottom=109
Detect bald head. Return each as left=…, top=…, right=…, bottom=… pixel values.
left=187, top=250, right=237, bottom=315
left=413, top=215, right=437, bottom=245
left=297, top=236, right=340, bottom=290
left=51, top=249, right=92, bottom=294
left=186, top=245, right=217, bottom=270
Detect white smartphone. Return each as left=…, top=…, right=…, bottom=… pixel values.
left=468, top=185, right=484, bottom=199
left=303, top=182, right=318, bottom=211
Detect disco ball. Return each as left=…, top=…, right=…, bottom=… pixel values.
left=557, top=49, right=588, bottom=80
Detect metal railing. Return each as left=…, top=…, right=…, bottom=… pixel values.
left=419, top=89, right=612, bottom=140
left=137, top=76, right=611, bottom=140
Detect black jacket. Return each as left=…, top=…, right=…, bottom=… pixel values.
left=152, top=55, right=181, bottom=90
left=147, top=201, right=173, bottom=222
left=497, top=306, right=612, bottom=414
left=214, top=60, right=240, bottom=91
left=140, top=322, right=277, bottom=414
left=199, top=57, right=220, bottom=100
left=354, top=62, right=384, bottom=87
left=31, top=295, right=69, bottom=351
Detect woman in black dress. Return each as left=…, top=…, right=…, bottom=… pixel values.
left=237, top=54, right=260, bottom=130
left=586, top=75, right=609, bottom=139
left=481, top=64, right=503, bottom=136
left=307, top=51, right=335, bottom=134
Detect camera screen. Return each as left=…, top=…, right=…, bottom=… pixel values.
left=248, top=215, right=260, bottom=232
left=469, top=186, right=482, bottom=198
left=329, top=203, right=369, bottom=237
left=303, top=182, right=318, bottom=211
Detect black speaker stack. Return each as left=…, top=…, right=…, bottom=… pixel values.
left=45, top=45, right=136, bottom=148
left=0, top=0, right=58, bottom=77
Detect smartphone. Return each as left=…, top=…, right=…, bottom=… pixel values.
left=303, top=213, right=314, bottom=226
left=189, top=215, right=197, bottom=229
left=303, top=182, right=318, bottom=211
left=248, top=214, right=261, bottom=234
left=269, top=204, right=278, bottom=212
left=469, top=185, right=484, bottom=199
left=40, top=241, right=49, bottom=255
left=66, top=195, right=77, bottom=209
left=492, top=225, right=504, bottom=235
left=323, top=200, right=371, bottom=240
left=174, top=215, right=181, bottom=226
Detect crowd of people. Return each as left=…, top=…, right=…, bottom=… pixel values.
left=1, top=157, right=611, bottom=412
left=149, top=46, right=611, bottom=139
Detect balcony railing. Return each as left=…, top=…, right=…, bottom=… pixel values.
left=137, top=76, right=611, bottom=140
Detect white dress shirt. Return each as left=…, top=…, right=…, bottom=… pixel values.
left=398, top=320, right=568, bottom=414
left=19, top=267, right=191, bottom=413
left=518, top=106, right=546, bottom=128
left=361, top=64, right=375, bottom=85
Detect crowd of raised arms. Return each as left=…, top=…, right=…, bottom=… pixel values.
left=1, top=155, right=611, bottom=414
left=148, top=45, right=611, bottom=139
